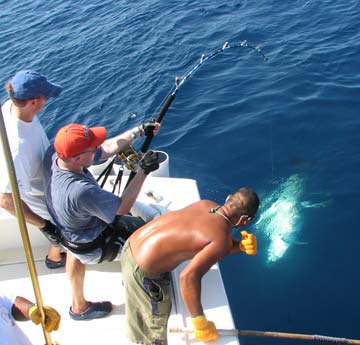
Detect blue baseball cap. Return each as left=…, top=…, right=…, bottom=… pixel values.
left=9, top=70, right=62, bottom=99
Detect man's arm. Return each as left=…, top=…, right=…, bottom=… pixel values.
left=116, top=170, right=147, bottom=214
left=11, top=296, right=32, bottom=321
left=99, top=127, right=141, bottom=160
left=12, top=296, right=61, bottom=332
left=100, top=122, right=161, bottom=160
left=230, top=238, right=242, bottom=254
left=179, top=242, right=227, bottom=317
left=0, top=193, right=46, bottom=228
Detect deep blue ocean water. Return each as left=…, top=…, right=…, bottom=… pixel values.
left=1, top=0, right=360, bottom=343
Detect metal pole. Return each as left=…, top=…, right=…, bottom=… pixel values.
left=169, top=328, right=360, bottom=344
left=0, top=105, right=53, bottom=345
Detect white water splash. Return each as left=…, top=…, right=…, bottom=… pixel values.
left=255, top=174, right=303, bottom=263
left=300, top=200, right=330, bottom=208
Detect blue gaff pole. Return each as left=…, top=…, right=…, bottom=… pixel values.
left=124, top=40, right=267, bottom=188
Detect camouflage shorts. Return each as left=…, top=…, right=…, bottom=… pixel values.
left=120, top=240, right=172, bottom=345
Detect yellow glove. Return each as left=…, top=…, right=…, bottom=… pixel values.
left=28, top=304, right=61, bottom=332
left=239, top=230, right=257, bottom=255
left=191, top=315, right=219, bottom=342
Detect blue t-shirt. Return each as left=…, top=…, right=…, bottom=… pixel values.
left=43, top=145, right=121, bottom=243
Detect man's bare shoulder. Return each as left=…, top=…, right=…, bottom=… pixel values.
left=181, top=199, right=217, bottom=212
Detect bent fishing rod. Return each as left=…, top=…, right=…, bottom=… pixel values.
left=139, top=40, right=267, bottom=153
left=97, top=40, right=267, bottom=190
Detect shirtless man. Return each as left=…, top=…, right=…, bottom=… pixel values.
left=120, top=187, right=259, bottom=344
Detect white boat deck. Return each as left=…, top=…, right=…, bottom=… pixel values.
left=0, top=176, right=239, bottom=345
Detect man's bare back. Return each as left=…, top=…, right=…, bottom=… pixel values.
left=122, top=187, right=259, bottom=344
left=129, top=200, right=233, bottom=273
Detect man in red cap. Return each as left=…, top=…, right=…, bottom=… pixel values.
left=0, top=70, right=65, bottom=269
left=43, top=121, right=162, bottom=320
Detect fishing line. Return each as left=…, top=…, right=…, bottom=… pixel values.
left=270, top=114, right=275, bottom=181
left=143, top=40, right=268, bottom=152
left=151, top=40, right=267, bottom=124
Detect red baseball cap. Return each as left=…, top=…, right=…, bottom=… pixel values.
left=54, top=123, right=107, bottom=159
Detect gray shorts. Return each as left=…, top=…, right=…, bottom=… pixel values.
left=120, top=240, right=172, bottom=345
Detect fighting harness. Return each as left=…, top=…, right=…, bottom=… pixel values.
left=44, top=215, right=145, bottom=263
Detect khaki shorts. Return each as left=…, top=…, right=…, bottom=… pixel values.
left=120, top=240, right=172, bottom=345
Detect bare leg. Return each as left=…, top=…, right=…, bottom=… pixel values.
left=0, top=194, right=64, bottom=263
left=66, top=251, right=89, bottom=313
left=47, top=245, right=63, bottom=262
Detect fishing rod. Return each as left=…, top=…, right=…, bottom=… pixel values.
left=113, top=40, right=268, bottom=190
left=143, top=41, right=266, bottom=152
left=170, top=327, right=360, bottom=344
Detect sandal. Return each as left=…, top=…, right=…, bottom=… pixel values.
left=45, top=252, right=66, bottom=269
left=69, top=301, right=113, bottom=320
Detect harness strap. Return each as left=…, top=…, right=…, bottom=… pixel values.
left=97, top=225, right=125, bottom=263
left=61, top=215, right=146, bottom=262
left=98, top=215, right=146, bottom=263
left=60, top=233, right=106, bottom=255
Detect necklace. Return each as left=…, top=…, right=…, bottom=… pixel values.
left=209, top=205, right=248, bottom=228
left=209, top=205, right=233, bottom=226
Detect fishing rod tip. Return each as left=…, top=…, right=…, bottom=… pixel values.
left=175, top=77, right=182, bottom=87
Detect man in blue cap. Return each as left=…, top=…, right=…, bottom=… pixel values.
left=0, top=70, right=65, bottom=268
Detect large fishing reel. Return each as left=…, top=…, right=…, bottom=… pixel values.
left=118, top=145, right=167, bottom=172
left=118, top=145, right=142, bottom=172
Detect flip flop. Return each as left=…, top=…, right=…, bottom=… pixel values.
left=45, top=252, right=66, bottom=269
left=69, top=301, right=113, bottom=321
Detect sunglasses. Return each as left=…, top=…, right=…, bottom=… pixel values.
left=76, top=147, right=97, bottom=156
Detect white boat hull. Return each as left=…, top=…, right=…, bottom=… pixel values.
left=0, top=160, right=239, bottom=344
